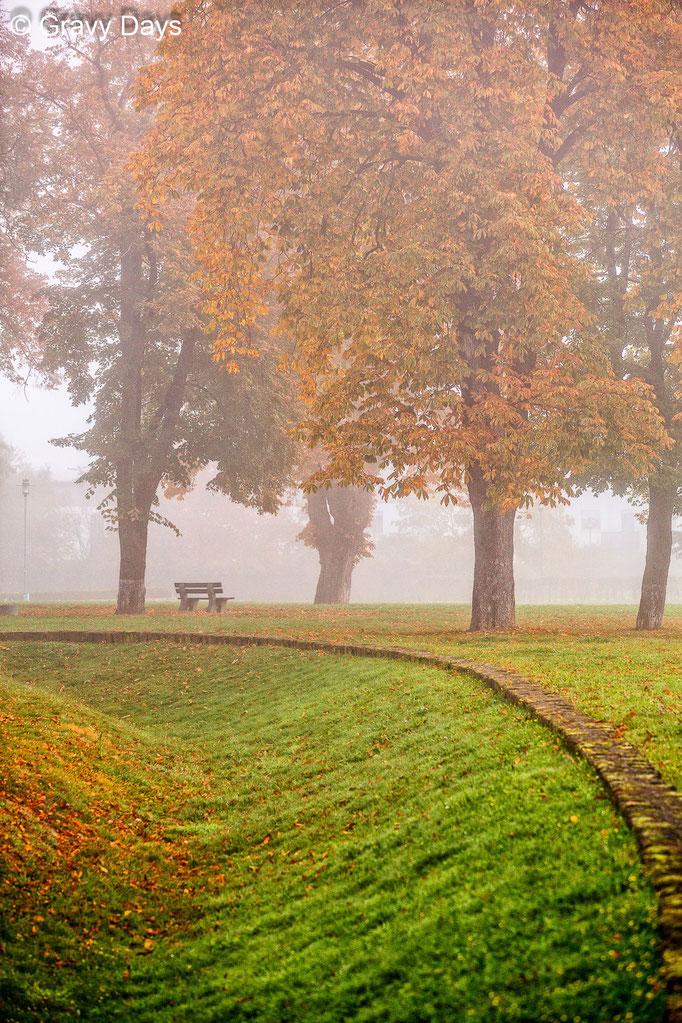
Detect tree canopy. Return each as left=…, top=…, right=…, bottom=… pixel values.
left=137, top=1, right=667, bottom=495
left=0, top=22, right=46, bottom=378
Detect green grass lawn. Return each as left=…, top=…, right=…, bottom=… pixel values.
left=4, top=601, right=682, bottom=792
left=0, top=638, right=665, bottom=1022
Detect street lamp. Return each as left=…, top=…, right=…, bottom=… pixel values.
left=22, top=478, right=29, bottom=602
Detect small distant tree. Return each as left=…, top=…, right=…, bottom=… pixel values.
left=299, top=485, right=375, bottom=604
left=0, top=436, right=13, bottom=486
left=0, top=446, right=95, bottom=597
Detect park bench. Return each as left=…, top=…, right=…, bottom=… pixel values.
left=174, top=582, right=234, bottom=612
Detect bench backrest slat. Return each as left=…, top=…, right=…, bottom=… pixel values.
left=174, top=582, right=223, bottom=594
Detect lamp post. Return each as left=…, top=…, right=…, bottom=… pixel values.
left=22, top=478, right=29, bottom=602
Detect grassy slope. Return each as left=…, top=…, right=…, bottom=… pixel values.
left=0, top=640, right=665, bottom=1022
left=3, top=603, right=679, bottom=790
left=0, top=662, right=209, bottom=1021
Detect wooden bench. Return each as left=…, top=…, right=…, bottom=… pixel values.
left=174, top=582, right=234, bottom=612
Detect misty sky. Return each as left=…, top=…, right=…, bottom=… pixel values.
left=0, top=375, right=91, bottom=477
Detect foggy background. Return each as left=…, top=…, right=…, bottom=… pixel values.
left=0, top=374, right=672, bottom=604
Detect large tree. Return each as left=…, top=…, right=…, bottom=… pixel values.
left=137, top=0, right=665, bottom=630
left=586, top=201, right=682, bottom=629
left=576, top=49, right=682, bottom=629
left=16, top=12, right=296, bottom=613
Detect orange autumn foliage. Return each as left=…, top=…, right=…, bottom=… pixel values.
left=135, top=0, right=672, bottom=507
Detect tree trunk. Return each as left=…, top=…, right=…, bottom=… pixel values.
left=116, top=516, right=149, bottom=614
left=636, top=483, right=675, bottom=631
left=115, top=226, right=195, bottom=616
left=305, top=485, right=375, bottom=605
left=314, top=543, right=357, bottom=604
left=116, top=236, right=147, bottom=615
left=468, top=467, right=516, bottom=631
